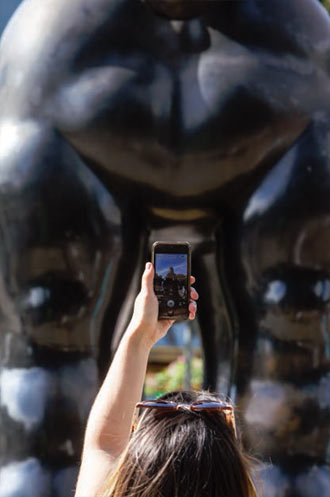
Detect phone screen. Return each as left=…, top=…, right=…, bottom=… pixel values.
left=154, top=253, right=189, bottom=318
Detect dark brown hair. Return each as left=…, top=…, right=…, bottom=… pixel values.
left=101, top=391, right=258, bottom=497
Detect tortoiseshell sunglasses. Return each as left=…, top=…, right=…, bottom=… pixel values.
left=132, top=399, right=237, bottom=437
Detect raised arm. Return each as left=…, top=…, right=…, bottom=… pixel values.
left=75, top=263, right=197, bottom=497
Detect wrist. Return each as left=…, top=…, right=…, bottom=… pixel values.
left=125, top=324, right=155, bottom=351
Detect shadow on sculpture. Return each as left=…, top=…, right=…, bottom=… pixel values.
left=0, top=0, right=330, bottom=496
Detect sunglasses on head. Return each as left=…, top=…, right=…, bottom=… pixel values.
left=132, top=399, right=237, bottom=437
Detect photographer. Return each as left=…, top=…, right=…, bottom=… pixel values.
left=75, top=263, right=256, bottom=497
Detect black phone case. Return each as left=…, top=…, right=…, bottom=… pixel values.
left=151, top=241, right=191, bottom=320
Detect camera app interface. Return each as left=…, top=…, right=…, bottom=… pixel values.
left=154, top=253, right=188, bottom=317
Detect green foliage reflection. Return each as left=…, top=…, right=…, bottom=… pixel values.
left=320, top=0, right=330, bottom=12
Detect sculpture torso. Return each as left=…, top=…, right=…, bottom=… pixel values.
left=4, top=0, right=329, bottom=203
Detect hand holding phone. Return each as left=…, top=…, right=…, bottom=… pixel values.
left=151, top=241, right=191, bottom=320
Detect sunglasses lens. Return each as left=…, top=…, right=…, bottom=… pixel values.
left=137, top=400, right=176, bottom=409
left=192, top=401, right=232, bottom=410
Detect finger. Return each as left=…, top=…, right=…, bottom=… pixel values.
left=189, top=300, right=197, bottom=319
left=141, top=262, right=154, bottom=293
left=189, top=301, right=197, bottom=313
left=190, top=276, right=196, bottom=284
left=190, top=287, right=199, bottom=300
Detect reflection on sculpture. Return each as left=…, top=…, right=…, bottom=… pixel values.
left=0, top=0, right=330, bottom=495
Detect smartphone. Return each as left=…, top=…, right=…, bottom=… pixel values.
left=151, top=241, right=191, bottom=320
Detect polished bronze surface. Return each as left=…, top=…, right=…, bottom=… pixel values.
left=1, top=0, right=330, bottom=495
left=144, top=0, right=212, bottom=19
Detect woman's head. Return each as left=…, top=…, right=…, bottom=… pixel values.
left=102, top=391, right=257, bottom=497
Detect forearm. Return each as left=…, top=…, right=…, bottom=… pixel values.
left=83, top=326, right=151, bottom=457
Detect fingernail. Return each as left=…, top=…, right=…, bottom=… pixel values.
left=146, top=262, right=152, bottom=270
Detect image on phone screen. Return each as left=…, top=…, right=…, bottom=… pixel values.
left=154, top=253, right=188, bottom=317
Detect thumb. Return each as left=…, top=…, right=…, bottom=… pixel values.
left=141, top=262, right=154, bottom=293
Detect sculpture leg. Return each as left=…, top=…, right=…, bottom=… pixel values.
left=220, top=119, right=330, bottom=496
left=0, top=134, right=128, bottom=496
left=193, top=242, right=235, bottom=393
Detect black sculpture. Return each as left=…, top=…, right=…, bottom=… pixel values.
left=0, top=0, right=330, bottom=495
